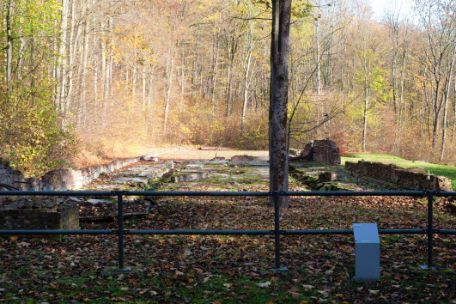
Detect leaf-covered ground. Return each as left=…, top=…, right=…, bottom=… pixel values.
left=1, top=161, right=456, bottom=303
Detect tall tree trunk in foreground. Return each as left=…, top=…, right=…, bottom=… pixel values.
left=269, top=0, right=292, bottom=208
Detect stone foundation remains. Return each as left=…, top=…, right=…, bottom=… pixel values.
left=345, top=160, right=452, bottom=191
left=0, top=155, right=159, bottom=191
left=293, top=139, right=341, bottom=165
left=0, top=198, right=79, bottom=231
left=0, top=155, right=169, bottom=236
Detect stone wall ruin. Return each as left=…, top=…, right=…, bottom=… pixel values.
left=0, top=198, right=79, bottom=232
left=0, top=155, right=159, bottom=235
left=0, top=156, right=160, bottom=191
left=345, top=160, right=452, bottom=191
left=292, top=139, right=341, bottom=165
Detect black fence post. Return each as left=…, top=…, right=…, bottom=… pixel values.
left=272, top=191, right=287, bottom=272
left=117, top=194, right=126, bottom=271
left=421, top=191, right=435, bottom=270
left=427, top=192, right=434, bottom=269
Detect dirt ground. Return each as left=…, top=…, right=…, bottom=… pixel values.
left=74, top=146, right=268, bottom=168
left=153, top=147, right=268, bottom=161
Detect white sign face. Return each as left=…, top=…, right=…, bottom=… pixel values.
left=353, top=223, right=380, bottom=281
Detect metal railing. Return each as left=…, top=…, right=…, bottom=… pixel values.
left=1, top=190, right=456, bottom=272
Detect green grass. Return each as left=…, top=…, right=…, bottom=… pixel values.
left=3, top=269, right=316, bottom=304
left=342, top=153, right=456, bottom=189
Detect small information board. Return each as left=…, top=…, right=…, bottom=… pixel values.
left=353, top=223, right=380, bottom=281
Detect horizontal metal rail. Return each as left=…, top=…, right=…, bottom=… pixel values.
left=128, top=229, right=273, bottom=235
left=2, top=190, right=456, bottom=197
left=0, top=229, right=114, bottom=235
left=436, top=229, right=456, bottom=235
left=3, top=228, right=455, bottom=236
left=0, top=190, right=272, bottom=197
left=1, top=190, right=455, bottom=271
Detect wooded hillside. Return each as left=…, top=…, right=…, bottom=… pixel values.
left=1, top=0, right=456, bottom=175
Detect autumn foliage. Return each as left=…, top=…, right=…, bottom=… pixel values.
left=1, top=0, right=456, bottom=174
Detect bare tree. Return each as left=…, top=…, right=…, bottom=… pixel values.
left=416, top=0, right=456, bottom=150
left=241, top=5, right=254, bottom=133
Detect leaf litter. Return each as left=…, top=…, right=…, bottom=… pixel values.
left=1, top=161, right=455, bottom=303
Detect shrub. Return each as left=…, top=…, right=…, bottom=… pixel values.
left=0, top=82, right=76, bottom=177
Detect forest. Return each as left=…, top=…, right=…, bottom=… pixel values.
left=1, top=0, right=456, bottom=176
left=3, top=2, right=456, bottom=302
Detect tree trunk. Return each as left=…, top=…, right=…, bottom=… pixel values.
left=142, top=65, right=147, bottom=111
left=146, top=65, right=154, bottom=139
left=101, top=18, right=107, bottom=110
left=163, top=50, right=174, bottom=136
left=180, top=52, right=185, bottom=106
left=362, top=78, right=369, bottom=152
left=148, top=66, right=154, bottom=107
left=29, top=29, right=36, bottom=103
left=65, top=0, right=79, bottom=116
left=440, top=49, right=456, bottom=160
left=78, top=4, right=90, bottom=128
left=241, top=19, right=254, bottom=133
left=431, top=80, right=441, bottom=149
left=5, top=0, right=14, bottom=97
left=210, top=31, right=220, bottom=120
left=325, top=0, right=336, bottom=88
left=398, top=50, right=407, bottom=132
left=17, top=37, right=26, bottom=81
left=440, top=82, right=449, bottom=161
left=393, top=47, right=408, bottom=153
left=92, top=7, right=99, bottom=110
left=58, top=0, right=70, bottom=117
left=453, top=71, right=456, bottom=142
left=314, top=16, right=321, bottom=94
left=108, top=42, right=113, bottom=104
left=132, top=65, right=137, bottom=99
left=52, top=19, right=59, bottom=104
left=225, top=46, right=235, bottom=117
left=269, top=0, right=292, bottom=208
left=104, top=22, right=112, bottom=112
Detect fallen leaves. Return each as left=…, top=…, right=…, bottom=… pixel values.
left=368, top=289, right=380, bottom=295
left=256, top=281, right=271, bottom=288
left=302, top=284, right=315, bottom=290
left=1, top=161, right=456, bottom=303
